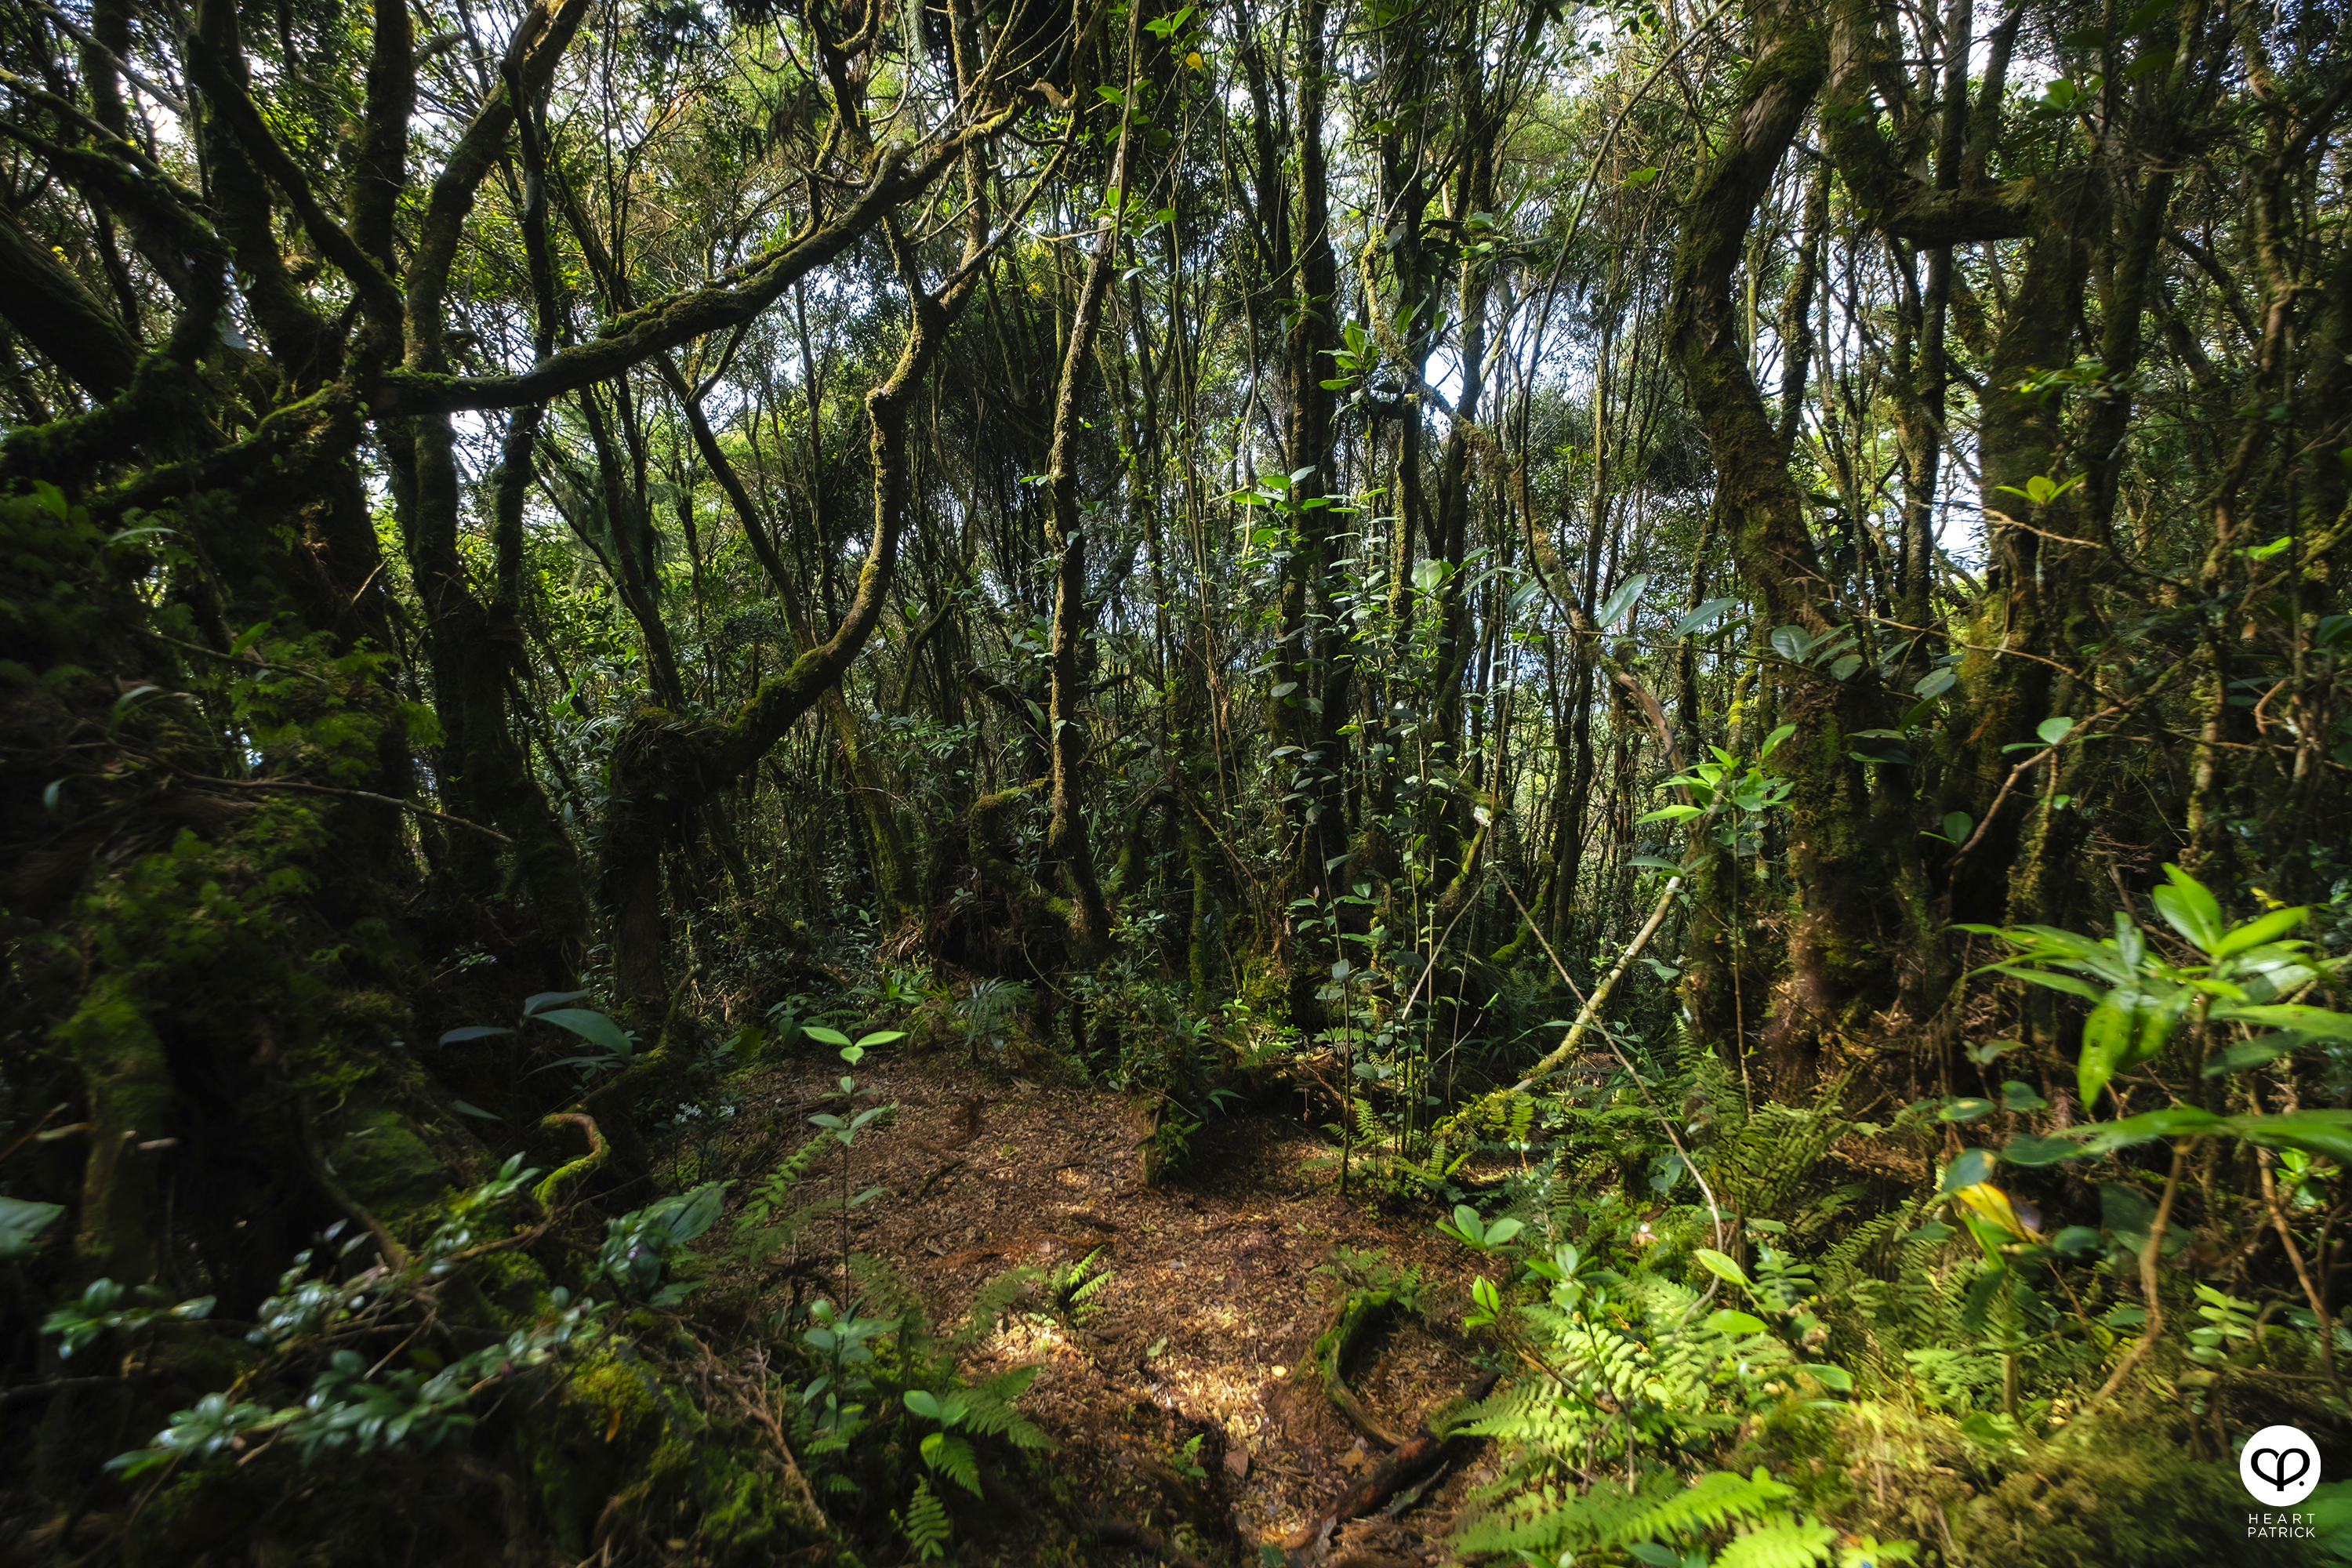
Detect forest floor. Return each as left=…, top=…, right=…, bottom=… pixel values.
left=710, top=1047, right=1509, bottom=1566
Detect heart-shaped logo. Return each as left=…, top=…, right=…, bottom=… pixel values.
left=2253, top=1448, right=2310, bottom=1490
left=2241, top=1424, right=2322, bottom=1505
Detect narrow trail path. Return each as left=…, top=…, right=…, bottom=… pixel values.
left=713, top=1053, right=1504, bottom=1566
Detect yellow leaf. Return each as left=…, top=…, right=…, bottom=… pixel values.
left=1953, top=1182, right=2038, bottom=1240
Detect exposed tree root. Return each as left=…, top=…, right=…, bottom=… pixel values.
left=1081, top=1515, right=1217, bottom=1568
left=1283, top=1370, right=1500, bottom=1567
left=1308, top=1287, right=1411, bottom=1450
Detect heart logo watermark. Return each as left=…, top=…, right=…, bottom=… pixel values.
left=2241, top=1424, right=2322, bottom=1507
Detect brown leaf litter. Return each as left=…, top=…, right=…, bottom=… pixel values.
left=705, top=1051, right=1507, bottom=1566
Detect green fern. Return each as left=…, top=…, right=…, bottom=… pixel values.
left=1460, top=1468, right=1796, bottom=1558
left=739, top=1131, right=833, bottom=1227
left=1713, top=1514, right=1842, bottom=1568
left=896, top=1475, right=952, bottom=1560
left=960, top=1365, right=1052, bottom=1450
left=728, top=1131, right=835, bottom=1263
left=946, top=1265, right=1038, bottom=1356
left=1044, top=1245, right=1112, bottom=1323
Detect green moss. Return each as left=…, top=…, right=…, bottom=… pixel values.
left=1944, top=1422, right=2289, bottom=1567
left=330, top=1105, right=451, bottom=1221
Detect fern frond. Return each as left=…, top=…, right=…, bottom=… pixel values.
left=1606, top=1468, right=1795, bottom=1544
left=1711, top=1514, right=1840, bottom=1568
left=947, top=1266, right=1037, bottom=1355
left=897, top=1475, right=952, bottom=1560
left=925, top=1432, right=982, bottom=1496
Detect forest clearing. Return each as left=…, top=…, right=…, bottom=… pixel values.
left=2, top=0, right=2351, bottom=1558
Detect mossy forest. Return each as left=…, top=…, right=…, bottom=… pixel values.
left=5, top=0, right=2352, bottom=1558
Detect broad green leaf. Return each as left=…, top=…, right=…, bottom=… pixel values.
left=854, top=1029, right=909, bottom=1048
left=2003, top=1133, right=2077, bottom=1167
left=1704, top=1309, right=1767, bottom=1335
left=1941, top=811, right=1973, bottom=844
left=2151, top=864, right=2224, bottom=954
left=906, top=1388, right=942, bottom=1420
left=1914, top=666, right=1957, bottom=699
left=0, top=1196, right=65, bottom=1261
left=1800, top=1363, right=1855, bottom=1392
left=1761, top=722, right=1797, bottom=758
left=2203, top=1033, right=2308, bottom=1076
left=1596, top=573, right=1650, bottom=630
left=2215, top=1004, right=2352, bottom=1040
left=1693, top=1248, right=1751, bottom=1288
left=1672, top=597, right=1739, bottom=638
left=439, top=1025, right=514, bottom=1044
left=2001, top=1080, right=2049, bottom=1112
left=2071, top=1106, right=2227, bottom=1154
left=1483, top=1218, right=1525, bottom=1248
left=2231, top=1111, right=2352, bottom=1164
left=535, top=1009, right=631, bottom=1057
left=669, top=1181, right=731, bottom=1243
left=2036, top=716, right=2075, bottom=746
left=802, top=1025, right=853, bottom=1047
left=1769, top=626, right=1808, bottom=662
left=523, top=989, right=593, bottom=1015
left=1938, top=1149, right=1994, bottom=1196
left=1940, top=1098, right=1997, bottom=1123
left=2077, top=996, right=2134, bottom=1108
left=2212, top=906, right=2309, bottom=960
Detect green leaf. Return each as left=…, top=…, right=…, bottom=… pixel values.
left=2077, top=996, right=2134, bottom=1108
left=0, top=1196, right=65, bottom=1261
left=1596, top=573, right=1650, bottom=630
left=523, top=989, right=593, bottom=1015
left=2150, top=864, right=2224, bottom=954
left=2001, top=1080, right=2049, bottom=1112
left=1760, top=723, right=1797, bottom=758
left=854, top=1030, right=909, bottom=1049
left=2004, top=1134, right=2078, bottom=1167
left=2071, top=1106, right=2227, bottom=1155
left=1704, top=1308, right=1767, bottom=1335
left=1831, top=652, right=1864, bottom=681
left=905, top=1388, right=942, bottom=1420
left=1940, top=811, right=1973, bottom=844
left=1914, top=666, right=1957, bottom=699
left=1483, top=1218, right=1525, bottom=1249
left=2204, top=1032, right=2308, bottom=1076
left=802, top=1025, right=853, bottom=1047
left=439, top=1025, right=514, bottom=1044
left=2231, top=1111, right=2352, bottom=1165
left=1940, top=1098, right=1997, bottom=1123
left=1693, top=1248, right=1751, bottom=1288
left=1769, top=626, right=1808, bottom=662
left=449, top=1099, right=503, bottom=1121
left=2036, top=716, right=2075, bottom=746
left=535, top=1009, right=631, bottom=1057
left=2211, top=906, right=2308, bottom=959
left=1672, top=597, right=1739, bottom=638
left=2215, top=1004, right=2352, bottom=1040
left=1801, top=1363, right=1855, bottom=1392
left=1938, top=1149, right=1994, bottom=1196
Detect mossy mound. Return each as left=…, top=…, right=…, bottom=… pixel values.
left=1946, top=1423, right=2307, bottom=1568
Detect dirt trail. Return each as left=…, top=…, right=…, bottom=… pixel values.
left=714, top=1053, right=1499, bottom=1565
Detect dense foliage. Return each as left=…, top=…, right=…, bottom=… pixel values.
left=3, top=0, right=2351, bottom=1556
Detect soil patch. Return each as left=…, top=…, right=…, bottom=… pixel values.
left=708, top=1051, right=1504, bottom=1564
